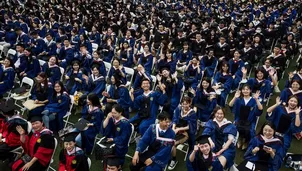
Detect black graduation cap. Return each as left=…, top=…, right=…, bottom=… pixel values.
left=106, top=157, right=120, bottom=167
left=0, top=99, right=17, bottom=116
left=30, top=115, right=43, bottom=123
left=196, top=135, right=210, bottom=145
left=74, top=119, right=89, bottom=131
left=62, top=132, right=79, bottom=142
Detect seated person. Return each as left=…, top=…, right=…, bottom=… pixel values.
left=202, top=106, right=238, bottom=170
left=59, top=132, right=89, bottom=171
left=0, top=102, right=27, bottom=161
left=42, top=81, right=70, bottom=131
left=168, top=96, right=197, bottom=170
left=130, top=112, right=176, bottom=171
left=85, top=64, right=106, bottom=98
left=108, top=58, right=127, bottom=85
left=237, top=121, right=284, bottom=171
left=186, top=135, right=217, bottom=171
left=75, top=93, right=103, bottom=154
left=42, top=56, right=62, bottom=84
left=28, top=72, right=52, bottom=117
left=129, top=78, right=168, bottom=136
left=131, top=64, right=152, bottom=98
left=0, top=58, right=15, bottom=98
left=65, top=60, right=85, bottom=95
left=102, top=104, right=132, bottom=165
left=106, top=157, right=122, bottom=171
left=12, top=116, right=55, bottom=171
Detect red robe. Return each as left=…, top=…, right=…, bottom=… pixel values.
left=59, top=147, right=89, bottom=171
left=11, top=128, right=55, bottom=171
left=1, top=116, right=27, bottom=147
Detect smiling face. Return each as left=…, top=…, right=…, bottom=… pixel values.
left=54, top=83, right=62, bottom=93
left=199, top=143, right=211, bottom=155
left=64, top=141, right=76, bottom=152
left=256, top=71, right=264, bottom=80
left=111, top=107, right=122, bottom=120
left=291, top=81, right=300, bottom=91
left=31, top=121, right=43, bottom=132
left=141, top=80, right=150, bottom=91
left=202, top=80, right=210, bottom=89
left=262, top=125, right=274, bottom=139
left=288, top=97, right=298, bottom=109
left=214, top=109, right=224, bottom=122
left=241, top=86, right=251, bottom=96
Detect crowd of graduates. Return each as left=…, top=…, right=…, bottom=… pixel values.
left=1, top=0, right=302, bottom=170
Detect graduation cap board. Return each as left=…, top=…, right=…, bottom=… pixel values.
left=62, top=132, right=79, bottom=142
left=106, top=157, right=121, bottom=167
left=74, top=119, right=89, bottom=131
left=0, top=99, right=16, bottom=116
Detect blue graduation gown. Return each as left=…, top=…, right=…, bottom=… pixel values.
left=103, top=117, right=132, bottom=165
left=120, top=37, right=135, bottom=48
left=136, top=124, right=175, bottom=170
left=31, top=38, right=46, bottom=56
left=200, top=56, right=218, bottom=78
left=157, top=59, right=176, bottom=74
left=193, top=88, right=217, bottom=122
left=138, top=53, right=154, bottom=74
left=5, top=31, right=17, bottom=47
left=244, top=135, right=284, bottom=171
left=176, top=50, right=193, bottom=64
left=266, top=105, right=302, bottom=152
left=0, top=66, right=15, bottom=96
left=65, top=70, right=84, bottom=95
left=130, top=91, right=168, bottom=135
left=202, top=119, right=237, bottom=168
left=228, top=59, right=245, bottom=90
left=42, top=63, right=62, bottom=84
left=247, top=78, right=272, bottom=101
left=232, top=97, right=262, bottom=138
left=17, top=33, right=30, bottom=47
left=25, top=58, right=41, bottom=79
left=184, top=65, right=201, bottom=89
left=58, top=46, right=74, bottom=68
left=108, top=67, right=127, bottom=85
left=43, top=41, right=57, bottom=59
left=86, top=75, right=106, bottom=98
left=89, top=32, right=101, bottom=45
left=169, top=79, right=184, bottom=115
left=172, top=107, right=197, bottom=148
left=280, top=88, right=302, bottom=108
left=119, top=49, right=134, bottom=68
left=29, top=82, right=53, bottom=116
left=80, top=105, right=103, bottom=154
left=213, top=72, right=233, bottom=107
left=44, top=92, right=70, bottom=131
left=285, top=73, right=302, bottom=88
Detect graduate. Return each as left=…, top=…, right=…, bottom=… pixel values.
left=12, top=116, right=55, bottom=171
left=42, top=81, right=70, bottom=131
left=108, top=58, right=127, bottom=85
left=237, top=122, right=284, bottom=171
left=156, top=49, right=176, bottom=75
left=59, top=132, right=89, bottom=171
left=186, top=135, right=217, bottom=171
left=228, top=50, right=245, bottom=90
left=42, top=56, right=62, bottom=84
left=102, top=104, right=132, bottom=165
left=118, top=41, right=134, bottom=68
left=0, top=58, right=15, bottom=97
left=280, top=80, right=302, bottom=107
left=184, top=57, right=201, bottom=90
left=39, top=33, right=56, bottom=61
left=193, top=78, right=217, bottom=124
left=200, top=49, right=218, bottom=78
left=65, top=60, right=85, bottom=95
left=212, top=61, right=233, bottom=107
left=266, top=44, right=286, bottom=80
left=85, top=64, right=106, bottom=98
left=0, top=101, right=28, bottom=161
left=138, top=44, right=154, bottom=74
left=19, top=48, right=41, bottom=79
left=30, top=31, right=46, bottom=56
left=285, top=66, right=302, bottom=88
left=102, top=74, right=131, bottom=118
left=130, top=112, right=176, bottom=171
left=101, top=38, right=115, bottom=63
left=202, top=107, right=237, bottom=171
left=229, top=84, right=263, bottom=150
left=266, top=96, right=301, bottom=153
left=176, top=42, right=193, bottom=73
left=58, top=38, right=74, bottom=69
left=131, top=64, right=153, bottom=98
left=28, top=72, right=53, bottom=117
left=106, top=157, right=122, bottom=171
left=129, top=78, right=168, bottom=136
left=168, top=96, right=197, bottom=170
left=76, top=93, right=103, bottom=154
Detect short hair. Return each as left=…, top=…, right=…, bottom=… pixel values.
left=157, top=111, right=171, bottom=121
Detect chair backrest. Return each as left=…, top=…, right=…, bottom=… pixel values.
left=68, top=95, right=74, bottom=113
left=87, top=157, right=91, bottom=169
left=47, top=138, right=58, bottom=171
left=38, top=59, right=46, bottom=66
left=59, top=67, right=65, bottom=81
left=21, top=77, right=34, bottom=93
left=124, top=67, right=134, bottom=86
left=27, top=121, right=32, bottom=133
left=7, top=49, right=17, bottom=56
left=104, top=61, right=111, bottom=72
left=150, top=75, right=157, bottom=90
left=128, top=123, right=135, bottom=147
left=92, top=43, right=98, bottom=51
left=0, top=45, right=3, bottom=51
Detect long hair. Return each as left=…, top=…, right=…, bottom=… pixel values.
left=257, top=121, right=276, bottom=136
left=52, top=81, right=65, bottom=100
left=36, top=72, right=48, bottom=92
left=87, top=93, right=101, bottom=107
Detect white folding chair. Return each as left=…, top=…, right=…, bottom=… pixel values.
left=0, top=45, right=4, bottom=57
left=63, top=95, right=75, bottom=128
left=124, top=67, right=134, bottom=89
left=47, top=138, right=58, bottom=171
left=176, top=143, right=190, bottom=161
left=125, top=123, right=135, bottom=159
left=59, top=67, right=65, bottom=81
left=151, top=75, right=157, bottom=90
left=12, top=77, right=34, bottom=115
left=104, top=61, right=111, bottom=80
left=7, top=48, right=16, bottom=57
left=87, top=157, right=91, bottom=169
left=38, top=59, right=46, bottom=66
left=92, top=43, right=99, bottom=52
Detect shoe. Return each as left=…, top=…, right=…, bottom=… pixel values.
left=168, top=160, right=178, bottom=170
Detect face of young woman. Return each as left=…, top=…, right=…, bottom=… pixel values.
left=234, top=51, right=240, bottom=59
left=214, top=109, right=224, bottom=122
left=202, top=81, right=210, bottom=89
left=111, top=76, right=116, bottom=84
left=92, top=68, right=99, bottom=76
left=54, top=83, right=62, bottom=93
left=256, top=71, right=264, bottom=80
left=241, top=86, right=251, bottom=96
left=113, top=60, right=119, bottom=67
left=4, top=59, right=11, bottom=67
left=199, top=143, right=211, bottom=155
left=262, top=125, right=274, bottom=139
left=181, top=101, right=190, bottom=111
left=291, top=82, right=300, bottom=91
left=222, top=64, right=228, bottom=72
left=64, top=141, right=76, bottom=152
left=111, top=108, right=121, bottom=120
left=288, top=97, right=298, bottom=109
left=73, top=63, right=79, bottom=70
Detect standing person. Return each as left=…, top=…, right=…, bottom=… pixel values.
left=229, top=84, right=263, bottom=150
left=59, top=132, right=89, bottom=171
left=12, top=116, right=55, bottom=171
left=130, top=112, right=175, bottom=171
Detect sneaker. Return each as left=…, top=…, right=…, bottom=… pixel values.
left=168, top=160, right=178, bottom=170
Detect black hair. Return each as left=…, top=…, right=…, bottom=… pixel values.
left=257, top=121, right=276, bottom=136
left=52, top=81, right=65, bottom=99
left=112, top=104, right=124, bottom=114
left=87, top=93, right=101, bottom=107
left=255, top=67, right=268, bottom=80
left=157, top=111, right=171, bottom=121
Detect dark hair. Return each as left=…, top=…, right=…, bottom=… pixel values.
left=255, top=67, right=267, bottom=80
left=5, top=57, right=14, bottom=68
left=36, top=72, right=48, bottom=92
left=141, top=78, right=150, bottom=85
left=52, top=81, right=65, bottom=99
left=199, top=77, right=211, bottom=90
left=291, top=80, right=302, bottom=90
left=87, top=93, right=101, bottom=107
left=258, top=121, right=276, bottom=136
left=157, top=111, right=171, bottom=121
left=111, top=57, right=120, bottom=65
left=181, top=96, right=192, bottom=104
left=287, top=95, right=300, bottom=106
left=112, top=104, right=124, bottom=114
left=219, top=61, right=229, bottom=73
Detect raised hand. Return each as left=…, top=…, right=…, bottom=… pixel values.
left=241, top=67, right=247, bottom=75
left=253, top=90, right=261, bottom=99
left=275, top=96, right=282, bottom=105
left=234, top=90, right=241, bottom=98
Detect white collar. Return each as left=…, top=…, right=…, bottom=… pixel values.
left=155, top=124, right=174, bottom=142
